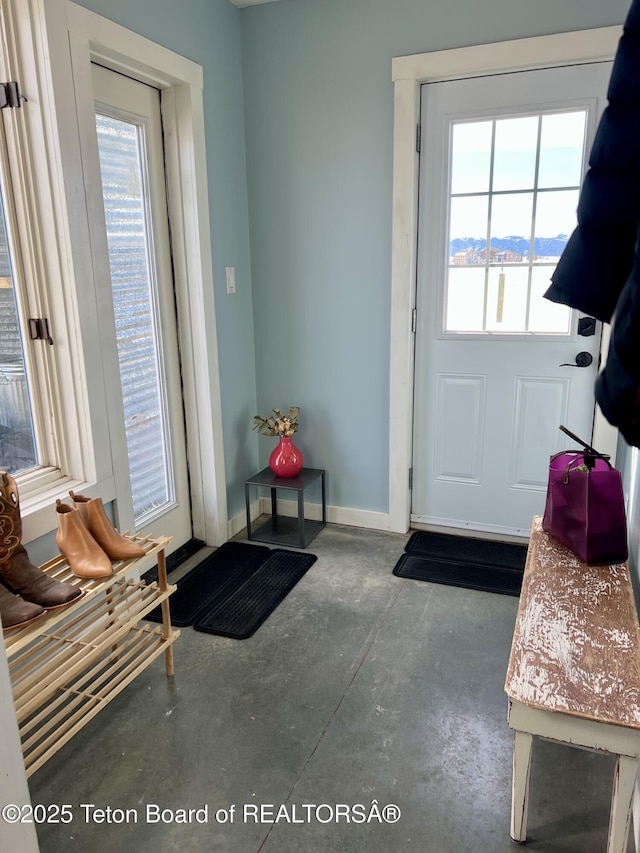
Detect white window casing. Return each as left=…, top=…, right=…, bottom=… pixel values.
left=0, top=0, right=115, bottom=542
left=0, top=0, right=227, bottom=546
left=64, top=1, right=227, bottom=544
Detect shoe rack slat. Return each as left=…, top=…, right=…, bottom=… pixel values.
left=10, top=580, right=174, bottom=716
left=19, top=624, right=156, bottom=739
left=23, top=625, right=178, bottom=777
left=2, top=534, right=178, bottom=777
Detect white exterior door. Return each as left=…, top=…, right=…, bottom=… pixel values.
left=91, top=64, right=192, bottom=546
left=411, top=62, right=612, bottom=537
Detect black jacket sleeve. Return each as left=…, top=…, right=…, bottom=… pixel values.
left=544, top=0, right=640, bottom=322
left=595, top=265, right=640, bottom=447
left=545, top=0, right=640, bottom=448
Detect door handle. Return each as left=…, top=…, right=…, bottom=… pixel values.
left=560, top=352, right=593, bottom=368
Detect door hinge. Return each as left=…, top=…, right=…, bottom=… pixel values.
left=409, top=468, right=413, bottom=489
left=416, top=124, right=421, bottom=153
left=0, top=81, right=26, bottom=110
left=28, top=317, right=53, bottom=345
left=411, top=308, right=417, bottom=334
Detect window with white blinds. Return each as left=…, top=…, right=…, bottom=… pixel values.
left=95, top=113, right=174, bottom=524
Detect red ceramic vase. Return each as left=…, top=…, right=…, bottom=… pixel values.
left=269, top=436, right=303, bottom=478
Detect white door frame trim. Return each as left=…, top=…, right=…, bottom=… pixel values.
left=64, top=2, right=228, bottom=546
left=388, top=26, right=622, bottom=534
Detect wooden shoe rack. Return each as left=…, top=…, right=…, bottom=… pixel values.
left=3, top=534, right=179, bottom=777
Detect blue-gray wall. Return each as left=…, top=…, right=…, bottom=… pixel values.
left=241, top=0, right=630, bottom=514
left=71, top=0, right=633, bottom=523
left=75, top=0, right=259, bottom=518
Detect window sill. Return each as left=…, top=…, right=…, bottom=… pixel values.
left=20, top=475, right=116, bottom=544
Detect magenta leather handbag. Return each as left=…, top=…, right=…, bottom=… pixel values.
left=542, top=426, right=628, bottom=566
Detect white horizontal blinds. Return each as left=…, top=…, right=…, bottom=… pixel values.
left=0, top=171, right=37, bottom=474
left=446, top=109, right=587, bottom=334
left=95, top=112, right=174, bottom=523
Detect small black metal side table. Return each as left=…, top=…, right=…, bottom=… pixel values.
left=244, top=467, right=326, bottom=549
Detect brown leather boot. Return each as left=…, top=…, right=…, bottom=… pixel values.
left=0, top=581, right=44, bottom=633
left=55, top=501, right=113, bottom=580
left=0, top=473, right=82, bottom=609
left=2, top=545, right=83, bottom=609
left=69, top=492, right=145, bottom=561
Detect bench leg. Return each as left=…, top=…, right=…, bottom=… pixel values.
left=511, top=730, right=533, bottom=842
left=608, top=755, right=638, bottom=853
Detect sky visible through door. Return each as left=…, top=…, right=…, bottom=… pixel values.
left=445, top=109, right=586, bottom=335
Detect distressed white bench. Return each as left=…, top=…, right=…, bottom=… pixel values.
left=505, top=516, right=640, bottom=853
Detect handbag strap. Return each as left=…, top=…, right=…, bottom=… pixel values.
left=559, top=424, right=597, bottom=453
left=549, top=449, right=611, bottom=464
left=558, top=424, right=610, bottom=472
left=555, top=452, right=613, bottom=484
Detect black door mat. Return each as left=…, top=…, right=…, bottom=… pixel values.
left=405, top=530, right=526, bottom=570
left=394, top=532, right=526, bottom=596
left=393, top=553, right=523, bottom=596
left=194, top=550, right=317, bottom=639
left=141, top=538, right=206, bottom=585
left=146, top=541, right=270, bottom=627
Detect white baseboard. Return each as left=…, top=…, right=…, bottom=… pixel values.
left=227, top=498, right=391, bottom=539
left=227, top=499, right=260, bottom=539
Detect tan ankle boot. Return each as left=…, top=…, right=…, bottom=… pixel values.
left=55, top=501, right=113, bottom=580
left=0, top=582, right=45, bottom=633
left=0, top=473, right=82, bottom=609
left=69, top=492, right=145, bottom=561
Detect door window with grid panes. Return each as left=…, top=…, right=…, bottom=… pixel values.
left=445, top=110, right=586, bottom=335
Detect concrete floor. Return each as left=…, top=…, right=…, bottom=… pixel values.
left=28, top=523, right=632, bottom=852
